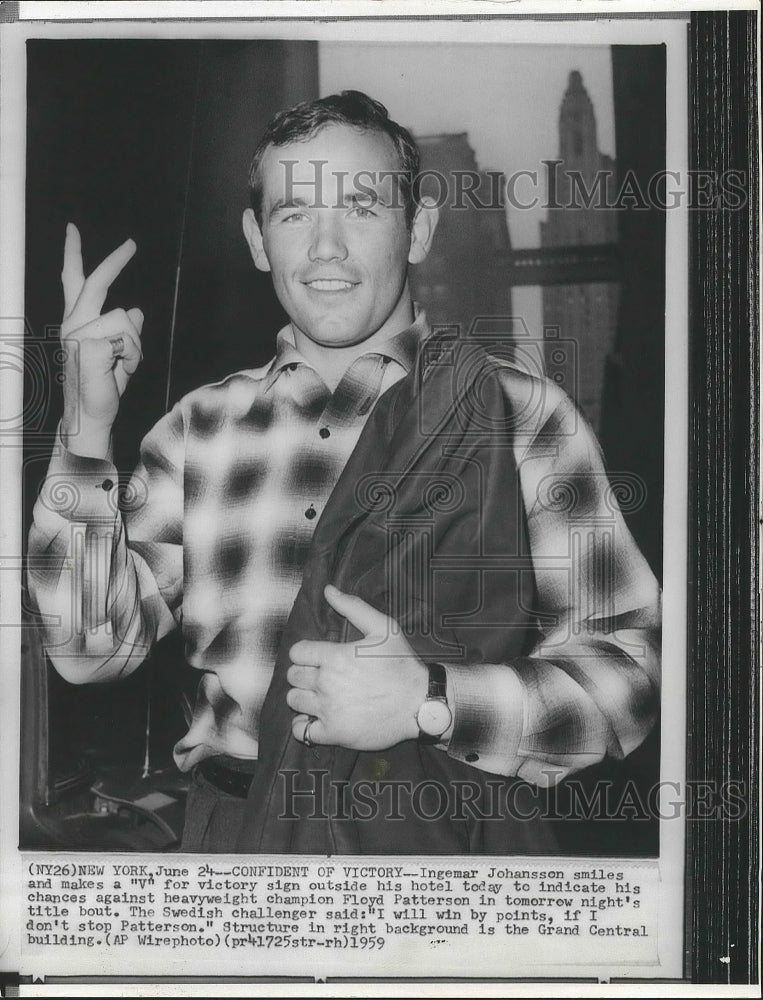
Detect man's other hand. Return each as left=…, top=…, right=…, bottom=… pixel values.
left=60, top=223, right=144, bottom=458
left=286, top=585, right=429, bottom=751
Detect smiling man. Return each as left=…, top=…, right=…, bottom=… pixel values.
left=28, top=91, right=661, bottom=854
left=243, top=122, right=433, bottom=381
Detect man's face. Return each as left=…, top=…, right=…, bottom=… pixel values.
left=245, top=124, right=417, bottom=350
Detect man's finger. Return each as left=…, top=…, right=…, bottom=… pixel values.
left=79, top=335, right=138, bottom=380
left=286, top=687, right=319, bottom=717
left=324, top=584, right=391, bottom=638
left=122, top=308, right=145, bottom=373
left=286, top=663, right=319, bottom=690
left=66, top=309, right=142, bottom=370
left=126, top=306, right=145, bottom=332
left=61, top=223, right=85, bottom=317
left=291, top=713, right=325, bottom=747
left=289, top=639, right=335, bottom=667
left=75, top=237, right=137, bottom=319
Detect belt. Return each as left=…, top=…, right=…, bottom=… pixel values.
left=198, top=757, right=255, bottom=798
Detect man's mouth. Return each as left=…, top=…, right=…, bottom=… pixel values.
left=304, top=279, right=357, bottom=292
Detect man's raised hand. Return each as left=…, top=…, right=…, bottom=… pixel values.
left=60, top=223, right=144, bottom=458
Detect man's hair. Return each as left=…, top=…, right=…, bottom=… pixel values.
left=247, top=90, right=421, bottom=229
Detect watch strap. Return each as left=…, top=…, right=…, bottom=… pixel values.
left=427, top=661, right=448, bottom=701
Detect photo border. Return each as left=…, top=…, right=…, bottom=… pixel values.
left=686, top=9, right=759, bottom=987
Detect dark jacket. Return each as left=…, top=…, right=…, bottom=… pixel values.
left=237, top=334, right=556, bottom=854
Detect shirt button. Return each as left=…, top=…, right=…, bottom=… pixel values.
left=305, top=504, right=317, bottom=520
left=465, top=753, right=479, bottom=763
left=319, top=427, right=330, bottom=439
left=101, top=479, right=114, bottom=491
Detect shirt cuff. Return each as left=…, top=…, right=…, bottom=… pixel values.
left=442, top=661, right=526, bottom=776
left=39, top=424, right=120, bottom=524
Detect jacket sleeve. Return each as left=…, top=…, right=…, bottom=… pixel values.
left=27, top=407, right=185, bottom=684
left=442, top=376, right=662, bottom=785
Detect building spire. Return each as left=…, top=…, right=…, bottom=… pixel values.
left=558, top=70, right=598, bottom=164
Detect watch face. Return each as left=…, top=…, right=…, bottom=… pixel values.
left=417, top=699, right=453, bottom=737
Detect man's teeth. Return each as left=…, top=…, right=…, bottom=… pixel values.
left=307, top=279, right=354, bottom=291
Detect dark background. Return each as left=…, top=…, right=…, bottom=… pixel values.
left=21, top=39, right=665, bottom=856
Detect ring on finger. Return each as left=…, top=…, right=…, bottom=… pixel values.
left=109, top=336, right=124, bottom=357
left=302, top=716, right=318, bottom=748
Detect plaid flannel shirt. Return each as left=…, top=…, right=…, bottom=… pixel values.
left=28, top=310, right=661, bottom=783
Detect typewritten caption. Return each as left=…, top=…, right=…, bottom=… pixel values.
left=21, top=856, right=660, bottom=976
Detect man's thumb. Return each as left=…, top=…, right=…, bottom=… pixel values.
left=324, top=584, right=389, bottom=638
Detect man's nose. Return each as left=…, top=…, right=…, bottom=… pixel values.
left=308, top=213, right=348, bottom=263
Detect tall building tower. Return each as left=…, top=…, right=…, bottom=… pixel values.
left=409, top=132, right=512, bottom=334
left=540, top=70, right=619, bottom=432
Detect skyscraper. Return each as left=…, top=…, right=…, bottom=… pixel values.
left=410, top=132, right=512, bottom=335
left=540, top=70, right=619, bottom=432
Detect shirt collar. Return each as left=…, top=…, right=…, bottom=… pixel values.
left=262, top=326, right=306, bottom=391
left=263, top=305, right=429, bottom=393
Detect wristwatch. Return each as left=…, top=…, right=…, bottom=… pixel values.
left=416, top=662, right=453, bottom=742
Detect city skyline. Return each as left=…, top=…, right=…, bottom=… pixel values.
left=319, top=43, right=615, bottom=250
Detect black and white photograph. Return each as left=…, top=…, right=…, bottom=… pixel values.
left=20, top=32, right=668, bottom=859
left=0, top=0, right=758, bottom=992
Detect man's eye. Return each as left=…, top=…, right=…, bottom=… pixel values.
left=281, top=211, right=309, bottom=223
left=349, top=205, right=376, bottom=219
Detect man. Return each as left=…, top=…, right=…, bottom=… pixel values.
left=28, top=91, right=661, bottom=853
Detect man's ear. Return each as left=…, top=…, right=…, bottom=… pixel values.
left=242, top=208, right=271, bottom=273
left=407, top=196, right=440, bottom=265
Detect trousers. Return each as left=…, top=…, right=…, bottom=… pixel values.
left=180, top=764, right=250, bottom=852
